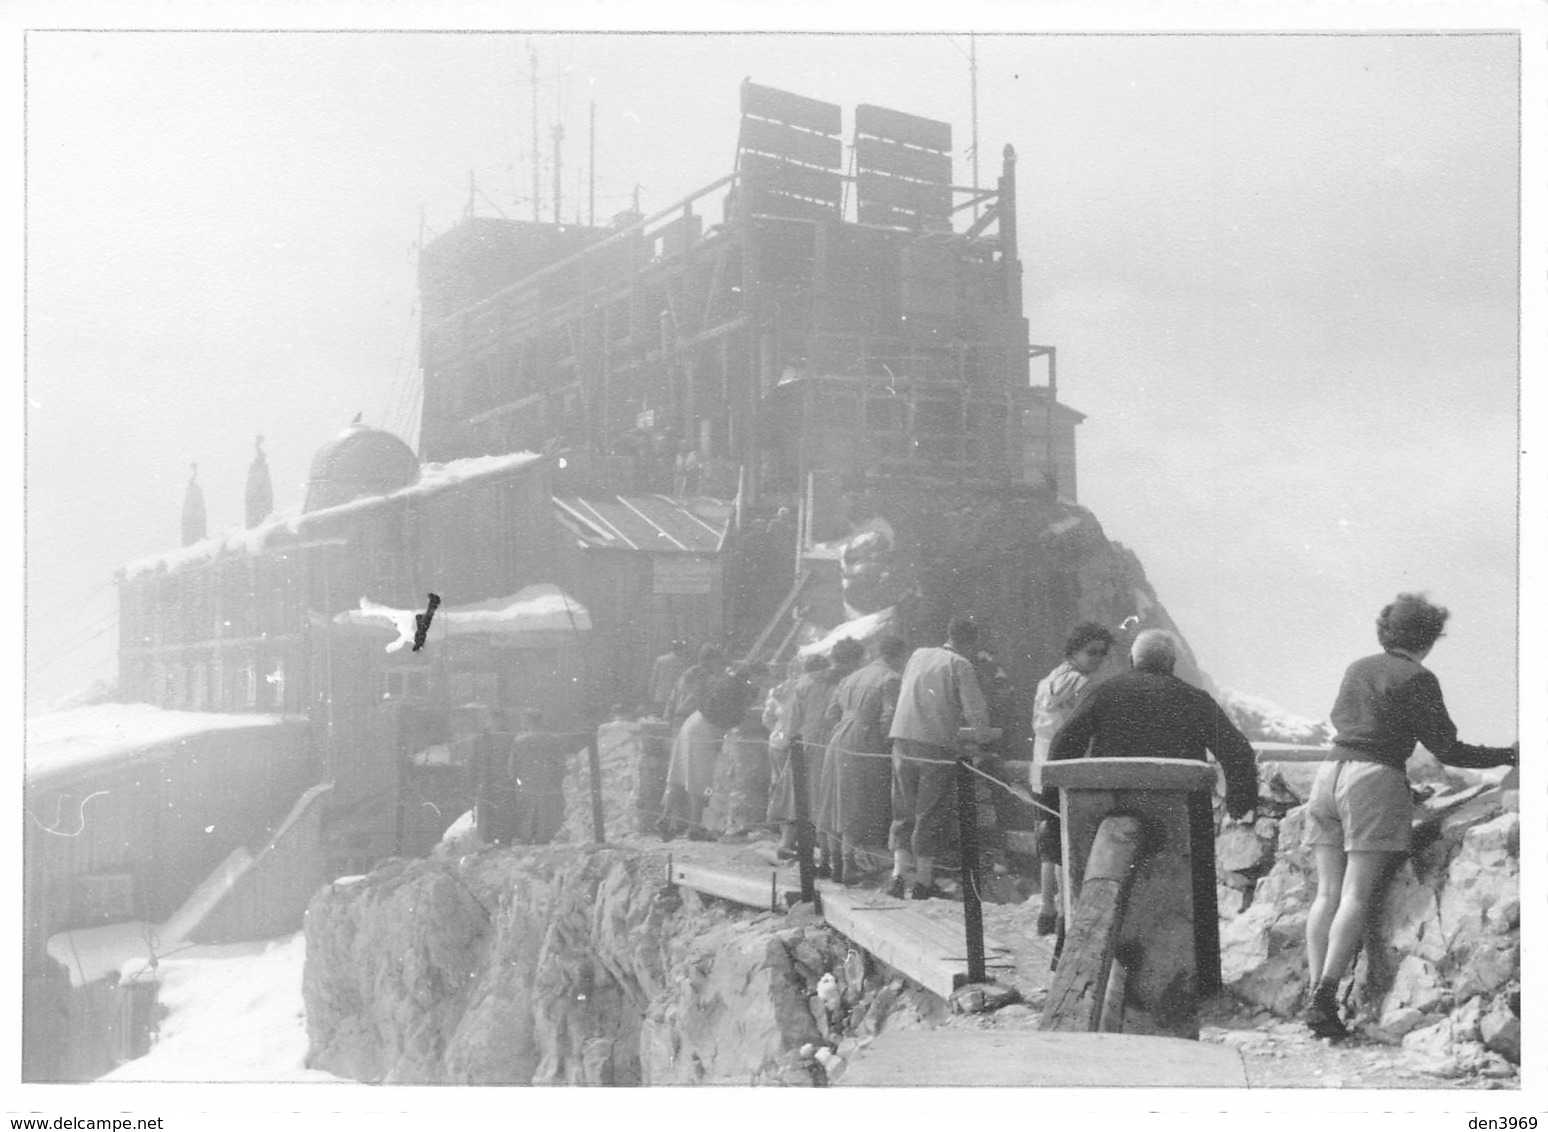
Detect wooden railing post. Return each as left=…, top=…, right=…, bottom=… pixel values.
left=954, top=754, right=987, bottom=986
left=1039, top=814, right=1142, bottom=1031
left=587, top=731, right=606, bottom=845
left=1033, top=757, right=1219, bottom=1039
left=788, top=739, right=817, bottom=905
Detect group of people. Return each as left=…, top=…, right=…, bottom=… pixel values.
left=1027, top=593, right=1516, bottom=1042
left=647, top=591, right=1516, bottom=1042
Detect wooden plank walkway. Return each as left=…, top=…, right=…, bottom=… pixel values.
left=667, top=858, right=1012, bottom=999
left=837, top=1029, right=1248, bottom=1087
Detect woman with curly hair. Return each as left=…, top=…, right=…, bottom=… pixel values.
left=1029, top=620, right=1115, bottom=935
left=1302, top=593, right=1517, bottom=1038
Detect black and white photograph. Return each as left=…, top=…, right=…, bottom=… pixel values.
left=12, top=1, right=1543, bottom=1122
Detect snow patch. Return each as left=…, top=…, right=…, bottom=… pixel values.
left=797, top=606, right=898, bottom=658
left=26, top=702, right=296, bottom=785
left=123, top=450, right=544, bottom=578
left=335, top=583, right=591, bottom=644
left=101, top=933, right=345, bottom=1083
left=1223, top=690, right=1332, bottom=745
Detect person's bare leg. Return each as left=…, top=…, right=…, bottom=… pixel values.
left=1305, top=844, right=1347, bottom=987
left=1321, top=850, right=1395, bottom=987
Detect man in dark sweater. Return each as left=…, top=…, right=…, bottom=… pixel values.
left=1048, top=629, right=1258, bottom=993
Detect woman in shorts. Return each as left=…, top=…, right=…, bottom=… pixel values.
left=1302, top=593, right=1516, bottom=1038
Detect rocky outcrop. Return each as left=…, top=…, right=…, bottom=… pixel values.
left=301, top=847, right=935, bottom=1084
left=1217, top=764, right=1518, bottom=1074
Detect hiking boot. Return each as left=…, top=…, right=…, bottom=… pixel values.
left=685, top=827, right=716, bottom=842
left=1303, top=995, right=1349, bottom=1040
left=1036, top=910, right=1057, bottom=937
left=885, top=876, right=907, bottom=900
left=909, top=882, right=944, bottom=901
left=814, top=863, right=832, bottom=880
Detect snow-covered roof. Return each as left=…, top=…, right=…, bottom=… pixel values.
left=797, top=606, right=898, bottom=658
left=123, top=450, right=545, bottom=579
left=334, top=583, right=591, bottom=646
left=26, top=702, right=302, bottom=787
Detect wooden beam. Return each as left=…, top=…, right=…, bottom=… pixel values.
left=1035, top=757, right=1219, bottom=794
left=1041, top=814, right=1143, bottom=1032
left=819, top=886, right=1010, bottom=1000
left=670, top=861, right=794, bottom=910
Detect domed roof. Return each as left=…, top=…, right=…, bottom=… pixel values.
left=303, top=425, right=420, bottom=512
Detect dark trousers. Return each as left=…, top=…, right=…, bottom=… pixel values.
left=887, top=739, right=958, bottom=859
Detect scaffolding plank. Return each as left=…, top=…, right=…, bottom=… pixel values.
left=741, top=153, right=843, bottom=207
left=855, top=136, right=952, bottom=185
left=739, top=116, right=843, bottom=170
left=855, top=103, right=952, bottom=153
left=671, top=861, right=791, bottom=909
left=857, top=202, right=924, bottom=230
left=741, top=80, right=843, bottom=136
left=856, top=172, right=952, bottom=219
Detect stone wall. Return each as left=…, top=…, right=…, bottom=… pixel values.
left=1217, top=763, right=1519, bottom=1075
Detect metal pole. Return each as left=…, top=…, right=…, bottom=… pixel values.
left=955, top=754, right=987, bottom=984
left=530, top=48, right=541, bottom=223
left=970, top=33, right=980, bottom=223
left=587, top=731, right=606, bottom=844
left=789, top=739, right=817, bottom=904
left=553, top=123, right=565, bottom=225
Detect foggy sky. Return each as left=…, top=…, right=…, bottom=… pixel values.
left=23, top=27, right=1521, bottom=740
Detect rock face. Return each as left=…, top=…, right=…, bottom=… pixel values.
left=302, top=847, right=934, bottom=1084
left=1217, top=765, right=1518, bottom=1066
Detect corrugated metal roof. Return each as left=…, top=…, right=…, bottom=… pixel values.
left=553, top=495, right=730, bottom=554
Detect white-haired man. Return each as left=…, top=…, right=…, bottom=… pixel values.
left=1046, top=628, right=1258, bottom=994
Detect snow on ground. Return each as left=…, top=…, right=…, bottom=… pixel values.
left=26, top=702, right=295, bottom=784
left=102, top=932, right=344, bottom=1083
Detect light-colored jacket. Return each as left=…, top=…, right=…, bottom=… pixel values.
left=888, top=644, right=992, bottom=748
left=1031, top=660, right=1093, bottom=762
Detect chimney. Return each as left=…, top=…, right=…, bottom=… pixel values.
left=181, top=463, right=206, bottom=547
left=245, top=435, right=274, bottom=528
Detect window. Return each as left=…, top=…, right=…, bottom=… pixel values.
left=238, top=665, right=258, bottom=709
left=866, top=397, right=908, bottom=460
left=382, top=669, right=430, bottom=703
left=913, top=396, right=964, bottom=462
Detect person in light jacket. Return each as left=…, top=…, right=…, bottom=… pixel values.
left=886, top=616, right=995, bottom=900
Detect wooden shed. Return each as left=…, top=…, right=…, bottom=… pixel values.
left=553, top=494, right=731, bottom=711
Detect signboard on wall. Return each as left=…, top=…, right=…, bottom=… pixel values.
left=652, top=556, right=718, bottom=595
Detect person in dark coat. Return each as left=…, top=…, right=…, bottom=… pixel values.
left=1300, top=594, right=1516, bottom=1039
left=818, top=634, right=907, bottom=884
left=665, top=644, right=725, bottom=731
left=1047, top=629, right=1258, bottom=995
left=506, top=709, right=584, bottom=845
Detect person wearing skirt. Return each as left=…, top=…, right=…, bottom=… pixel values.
left=817, top=635, right=907, bottom=884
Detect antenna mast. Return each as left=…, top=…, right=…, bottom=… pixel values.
left=529, top=47, right=541, bottom=223
left=552, top=123, right=565, bottom=225
left=970, top=33, right=980, bottom=222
